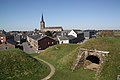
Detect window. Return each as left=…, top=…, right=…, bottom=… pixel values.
left=52, top=42, right=54, bottom=44
left=1, top=37, right=3, bottom=39
left=1, top=40, right=3, bottom=42
left=48, top=42, right=50, bottom=44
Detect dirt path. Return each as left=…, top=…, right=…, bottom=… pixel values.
left=34, top=57, right=55, bottom=80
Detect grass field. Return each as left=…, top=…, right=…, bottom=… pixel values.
left=37, top=37, right=120, bottom=80
left=37, top=44, right=96, bottom=80
left=81, top=37, right=120, bottom=80
left=0, top=49, right=50, bottom=80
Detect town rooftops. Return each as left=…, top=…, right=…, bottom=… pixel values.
left=0, top=33, right=6, bottom=37
left=58, top=35, right=75, bottom=40
left=72, top=29, right=83, bottom=34
left=61, top=30, right=71, bottom=33
left=0, top=30, right=6, bottom=34
left=0, top=30, right=3, bottom=33
left=28, top=34, right=57, bottom=42
left=28, top=34, right=47, bottom=41
left=7, top=40, right=16, bottom=45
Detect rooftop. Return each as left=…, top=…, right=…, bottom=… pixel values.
left=72, top=29, right=83, bottom=34
left=58, top=35, right=75, bottom=40
left=45, top=26, right=63, bottom=29
left=0, top=33, right=6, bottom=37
left=28, top=34, right=47, bottom=41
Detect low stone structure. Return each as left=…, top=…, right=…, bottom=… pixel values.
left=72, top=48, right=109, bottom=72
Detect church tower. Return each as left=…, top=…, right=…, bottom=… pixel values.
left=40, top=14, right=45, bottom=32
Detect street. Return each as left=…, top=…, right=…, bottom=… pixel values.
left=22, top=42, right=36, bottom=54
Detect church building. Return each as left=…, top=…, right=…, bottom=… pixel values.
left=40, top=14, right=63, bottom=32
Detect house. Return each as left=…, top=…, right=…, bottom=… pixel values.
left=6, top=34, right=14, bottom=41
left=7, top=40, right=16, bottom=48
left=57, top=35, right=75, bottom=44
left=0, top=40, right=16, bottom=50
left=58, top=36, right=69, bottom=44
left=84, top=30, right=97, bottom=39
left=14, top=34, right=22, bottom=44
left=0, top=30, right=6, bottom=34
left=57, top=36, right=70, bottom=44
left=12, top=32, right=27, bottom=44
left=0, top=30, right=7, bottom=44
left=61, top=30, right=71, bottom=36
left=68, top=30, right=82, bottom=37
left=57, top=29, right=85, bottom=44
left=68, top=30, right=85, bottom=42
left=27, top=34, right=57, bottom=50
left=0, top=33, right=6, bottom=44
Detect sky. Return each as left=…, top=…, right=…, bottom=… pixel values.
left=0, top=0, right=120, bottom=31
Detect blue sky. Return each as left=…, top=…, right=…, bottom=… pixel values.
left=0, top=0, right=120, bottom=31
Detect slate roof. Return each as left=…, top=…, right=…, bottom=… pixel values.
left=28, top=34, right=57, bottom=41
left=14, top=35, right=21, bottom=42
left=0, top=33, right=6, bottom=37
left=61, top=30, right=71, bottom=33
left=7, top=40, right=16, bottom=45
left=58, top=35, right=75, bottom=40
left=58, top=36, right=68, bottom=40
left=0, top=30, right=3, bottom=32
left=0, top=30, right=6, bottom=34
left=72, top=29, right=83, bottom=34
left=67, top=35, right=76, bottom=39
left=28, top=34, right=47, bottom=41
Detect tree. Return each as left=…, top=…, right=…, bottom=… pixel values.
left=45, top=31, right=53, bottom=37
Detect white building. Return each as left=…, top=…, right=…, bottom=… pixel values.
left=57, top=36, right=69, bottom=44
left=57, top=29, right=85, bottom=44
left=68, top=29, right=83, bottom=37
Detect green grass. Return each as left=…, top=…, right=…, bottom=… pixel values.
left=37, top=37, right=120, bottom=80
left=0, top=49, right=50, bottom=80
left=37, top=44, right=96, bottom=80
left=3, top=37, right=119, bottom=80
left=81, top=37, right=120, bottom=80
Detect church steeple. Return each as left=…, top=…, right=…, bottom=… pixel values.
left=40, top=13, right=45, bottom=32
left=41, top=13, right=44, bottom=22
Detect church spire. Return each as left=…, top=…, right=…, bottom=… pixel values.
left=40, top=13, right=45, bottom=32
left=41, top=13, right=44, bottom=22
